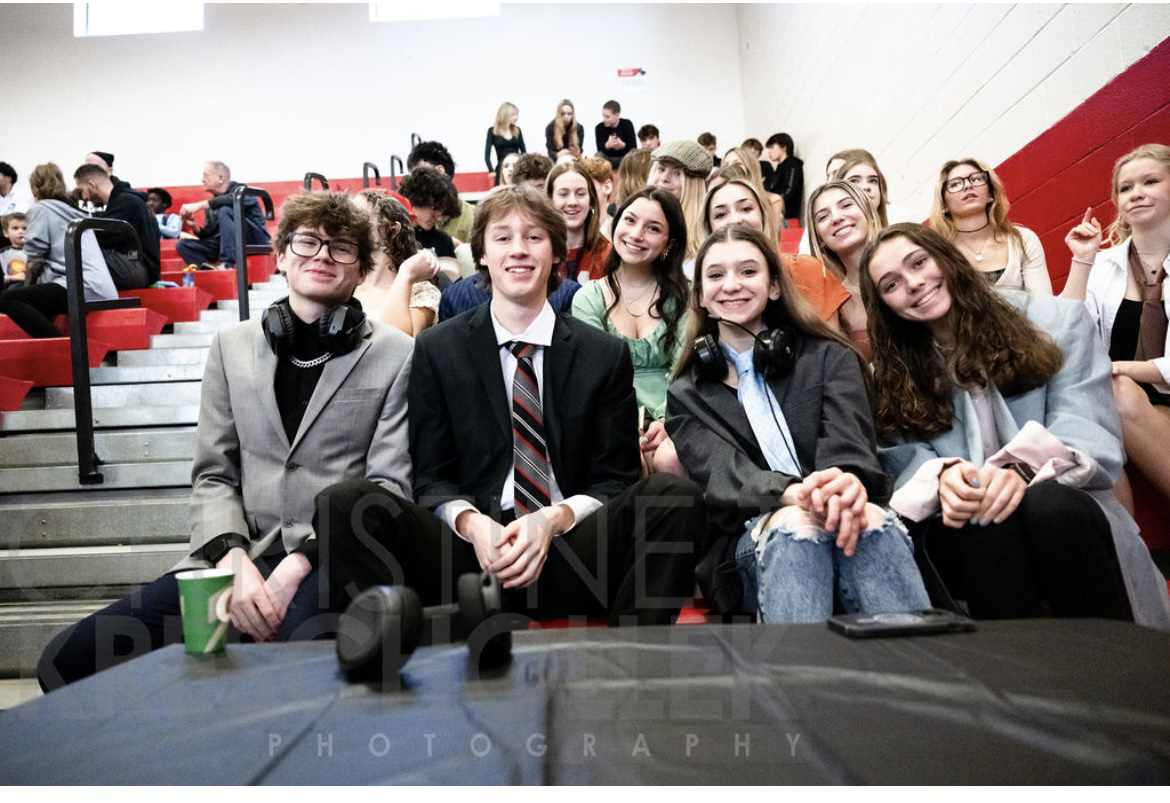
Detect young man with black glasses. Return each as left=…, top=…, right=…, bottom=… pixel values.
left=38, top=192, right=415, bottom=690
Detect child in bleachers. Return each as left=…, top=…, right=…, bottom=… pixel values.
left=146, top=188, right=182, bottom=238
left=1, top=212, right=29, bottom=288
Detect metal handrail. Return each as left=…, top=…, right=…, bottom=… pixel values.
left=410, top=133, right=422, bottom=150
left=303, top=172, right=329, bottom=191
left=362, top=162, right=381, bottom=188
left=231, top=185, right=275, bottom=321
left=389, top=155, right=405, bottom=191
left=64, top=217, right=143, bottom=484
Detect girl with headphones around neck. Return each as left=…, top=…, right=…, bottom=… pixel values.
left=665, top=225, right=929, bottom=622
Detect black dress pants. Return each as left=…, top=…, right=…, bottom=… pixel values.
left=318, top=474, right=705, bottom=626
left=910, top=481, right=1131, bottom=621
left=37, top=552, right=333, bottom=692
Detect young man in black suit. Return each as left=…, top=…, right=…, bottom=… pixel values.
left=321, top=185, right=704, bottom=625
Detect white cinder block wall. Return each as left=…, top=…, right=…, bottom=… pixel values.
left=2, top=2, right=1166, bottom=210
left=736, top=3, right=1170, bottom=222
left=0, top=3, right=746, bottom=187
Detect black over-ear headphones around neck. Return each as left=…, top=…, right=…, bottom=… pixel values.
left=261, top=297, right=366, bottom=360
left=692, top=317, right=796, bottom=384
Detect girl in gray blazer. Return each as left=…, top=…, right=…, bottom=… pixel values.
left=862, top=223, right=1170, bottom=628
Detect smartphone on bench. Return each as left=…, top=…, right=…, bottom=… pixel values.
left=828, top=609, right=976, bottom=638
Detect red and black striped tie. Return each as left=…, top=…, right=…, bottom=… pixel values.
left=510, top=342, right=551, bottom=514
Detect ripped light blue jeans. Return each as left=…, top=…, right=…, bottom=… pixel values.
left=735, top=506, right=930, bottom=623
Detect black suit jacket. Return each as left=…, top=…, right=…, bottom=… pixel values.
left=410, top=304, right=640, bottom=515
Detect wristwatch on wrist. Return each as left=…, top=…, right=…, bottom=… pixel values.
left=1003, top=462, right=1036, bottom=484
left=201, top=533, right=247, bottom=566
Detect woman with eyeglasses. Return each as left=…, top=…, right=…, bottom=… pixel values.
left=1060, top=143, right=1170, bottom=513
left=351, top=190, right=441, bottom=337
left=929, top=158, right=1052, bottom=294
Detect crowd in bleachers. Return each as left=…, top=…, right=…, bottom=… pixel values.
left=6, top=99, right=1170, bottom=693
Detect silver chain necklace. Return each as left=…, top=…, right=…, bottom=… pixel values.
left=289, top=352, right=333, bottom=369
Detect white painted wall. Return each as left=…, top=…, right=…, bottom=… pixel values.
left=0, top=3, right=745, bottom=187
left=3, top=2, right=1165, bottom=217
left=737, top=3, right=1170, bottom=221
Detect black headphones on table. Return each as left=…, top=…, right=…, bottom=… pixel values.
left=336, top=573, right=522, bottom=679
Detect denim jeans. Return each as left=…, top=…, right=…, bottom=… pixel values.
left=735, top=507, right=930, bottom=623
left=175, top=202, right=271, bottom=268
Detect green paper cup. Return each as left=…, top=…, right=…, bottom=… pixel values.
left=176, top=568, right=234, bottom=654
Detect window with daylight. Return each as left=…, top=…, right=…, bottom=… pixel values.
left=74, top=2, right=203, bottom=37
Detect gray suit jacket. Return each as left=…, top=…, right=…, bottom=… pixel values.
left=176, top=315, right=413, bottom=570
left=880, top=292, right=1170, bottom=629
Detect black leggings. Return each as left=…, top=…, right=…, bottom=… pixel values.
left=910, top=481, right=1131, bottom=621
left=0, top=282, right=67, bottom=338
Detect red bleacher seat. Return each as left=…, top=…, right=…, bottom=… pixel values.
left=528, top=602, right=711, bottom=630
left=48, top=308, right=167, bottom=351
left=246, top=254, right=277, bottom=285
left=159, top=269, right=238, bottom=301
left=779, top=227, right=804, bottom=254
left=119, top=287, right=213, bottom=324
left=0, top=375, right=34, bottom=412
left=0, top=316, right=27, bottom=340
left=1131, top=471, right=1169, bottom=552
left=0, top=337, right=112, bottom=388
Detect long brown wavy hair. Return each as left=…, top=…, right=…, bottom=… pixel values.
left=860, top=223, right=1063, bottom=440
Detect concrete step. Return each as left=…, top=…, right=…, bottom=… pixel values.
left=0, top=405, right=199, bottom=433
left=217, top=295, right=285, bottom=314
left=199, top=308, right=244, bottom=326
left=0, top=458, right=192, bottom=493
left=116, top=347, right=209, bottom=367
left=0, top=427, right=196, bottom=468
left=0, top=677, right=43, bottom=708
left=252, top=278, right=288, bottom=293
left=90, top=364, right=206, bottom=385
left=149, top=332, right=217, bottom=349
left=44, top=381, right=202, bottom=410
left=0, top=487, right=191, bottom=548
left=172, top=319, right=231, bottom=335
left=0, top=600, right=112, bottom=679
left=0, top=544, right=188, bottom=594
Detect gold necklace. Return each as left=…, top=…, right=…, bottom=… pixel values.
left=616, top=274, right=658, bottom=318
